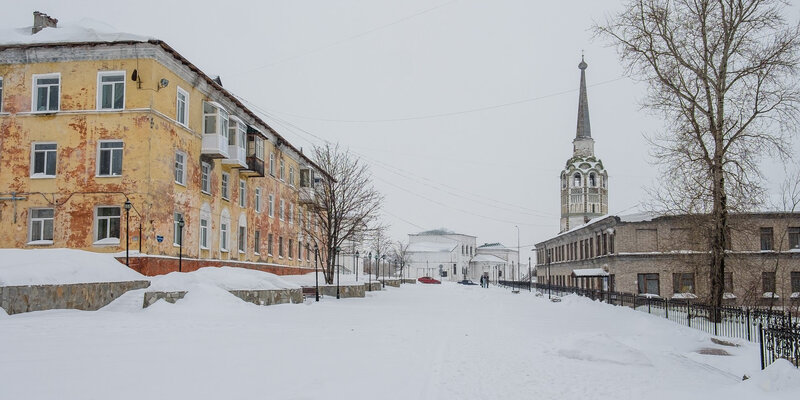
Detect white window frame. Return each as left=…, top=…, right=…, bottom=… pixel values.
left=268, top=194, right=275, bottom=218
left=221, top=172, right=230, bottom=200
left=238, top=225, right=246, bottom=254
left=174, top=150, right=187, bottom=185
left=220, top=222, right=229, bottom=252
left=254, top=188, right=262, bottom=213
left=0, top=77, right=4, bottom=112
left=96, top=71, right=126, bottom=110
left=289, top=203, right=294, bottom=225
left=279, top=199, right=285, bottom=221
left=203, top=101, right=229, bottom=142
left=96, top=140, right=124, bottom=177
left=269, top=152, right=275, bottom=176
left=94, top=206, right=121, bottom=245
left=289, top=166, right=295, bottom=187
left=199, top=217, right=209, bottom=249
left=201, top=162, right=211, bottom=194
left=288, top=238, right=294, bottom=259
left=279, top=159, right=285, bottom=181
left=176, top=86, right=189, bottom=127
left=30, top=142, right=57, bottom=178
left=32, top=73, right=60, bottom=112
left=254, top=230, right=261, bottom=255
left=239, top=179, right=246, bottom=208
left=173, top=212, right=184, bottom=246
left=28, top=207, right=54, bottom=244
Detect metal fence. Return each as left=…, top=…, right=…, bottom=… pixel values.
left=499, top=280, right=799, bottom=369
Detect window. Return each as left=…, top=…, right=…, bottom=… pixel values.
left=199, top=217, right=209, bottom=249
left=573, top=173, right=581, bottom=187
left=298, top=240, right=302, bottom=260
left=267, top=233, right=274, bottom=255
left=33, top=73, right=59, bottom=112
left=173, top=212, right=184, bottom=245
left=589, top=173, right=596, bottom=187
left=0, top=77, right=3, bottom=111
left=31, top=143, right=57, bottom=177
left=278, top=236, right=284, bottom=257
left=203, top=102, right=228, bottom=135
left=637, top=273, right=659, bottom=295
left=760, top=227, right=774, bottom=251
left=288, top=239, right=294, bottom=259
left=289, top=166, right=295, bottom=186
left=201, top=162, right=211, bottom=193
left=789, top=227, right=800, bottom=249
left=561, top=173, right=566, bottom=189
left=174, top=151, right=186, bottom=185
left=239, top=180, right=246, bottom=208
left=220, top=222, right=229, bottom=251
left=176, top=87, right=189, bottom=126
left=724, top=272, right=734, bottom=292
left=254, top=230, right=261, bottom=254
left=289, top=203, right=294, bottom=225
left=762, top=271, right=776, bottom=294
left=97, top=141, right=123, bottom=176
left=269, top=153, right=275, bottom=176
left=29, top=208, right=54, bottom=243
left=238, top=226, right=246, bottom=253
left=95, top=206, right=120, bottom=243
left=280, top=199, right=285, bottom=221
left=255, top=188, right=262, bottom=213
left=97, top=71, right=125, bottom=110
left=672, top=273, right=695, bottom=294
left=791, top=271, right=800, bottom=293
left=280, top=159, right=285, bottom=181
left=268, top=194, right=275, bottom=217
left=221, top=172, right=230, bottom=200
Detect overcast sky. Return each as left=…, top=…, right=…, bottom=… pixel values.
left=4, top=1, right=799, bottom=255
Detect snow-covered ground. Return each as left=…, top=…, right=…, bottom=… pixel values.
left=1, top=280, right=799, bottom=399
left=0, top=248, right=146, bottom=286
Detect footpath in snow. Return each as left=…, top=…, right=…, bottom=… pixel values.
left=1, top=273, right=799, bottom=399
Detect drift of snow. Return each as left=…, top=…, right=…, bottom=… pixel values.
left=0, top=248, right=146, bottom=286
left=148, top=267, right=300, bottom=292
left=2, top=281, right=798, bottom=399
left=0, top=19, right=151, bottom=46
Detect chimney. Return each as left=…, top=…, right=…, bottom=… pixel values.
left=32, top=11, right=58, bottom=34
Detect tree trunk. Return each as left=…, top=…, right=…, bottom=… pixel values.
left=709, top=152, right=727, bottom=321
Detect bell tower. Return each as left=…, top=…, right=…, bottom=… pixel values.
left=559, top=56, right=608, bottom=232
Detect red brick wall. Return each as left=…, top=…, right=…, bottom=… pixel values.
left=116, top=256, right=313, bottom=277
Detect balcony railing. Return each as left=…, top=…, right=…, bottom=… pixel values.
left=299, top=186, right=315, bottom=204
left=223, top=146, right=247, bottom=168
left=242, top=156, right=265, bottom=177
left=201, top=133, right=229, bottom=159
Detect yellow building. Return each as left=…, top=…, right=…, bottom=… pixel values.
left=0, top=15, right=325, bottom=275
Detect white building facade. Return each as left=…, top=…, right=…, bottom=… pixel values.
left=406, top=229, right=476, bottom=282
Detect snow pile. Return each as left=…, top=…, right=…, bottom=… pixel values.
left=745, top=359, right=800, bottom=393
left=0, top=248, right=146, bottom=286
left=280, top=271, right=370, bottom=286
left=556, top=333, right=653, bottom=366
left=148, top=267, right=300, bottom=292
left=0, top=19, right=152, bottom=46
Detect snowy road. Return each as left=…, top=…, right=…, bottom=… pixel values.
left=1, top=282, right=797, bottom=399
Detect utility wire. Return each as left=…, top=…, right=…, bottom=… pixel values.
left=231, top=0, right=459, bottom=76
left=265, top=76, right=626, bottom=123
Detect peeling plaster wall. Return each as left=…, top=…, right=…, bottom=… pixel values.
left=0, top=45, right=318, bottom=271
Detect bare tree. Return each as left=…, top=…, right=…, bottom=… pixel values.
left=391, top=240, right=411, bottom=280
left=305, top=143, right=383, bottom=284
left=596, top=0, right=800, bottom=313
left=366, top=223, right=393, bottom=279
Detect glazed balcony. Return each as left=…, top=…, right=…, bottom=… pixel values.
left=241, top=156, right=265, bottom=178
left=223, top=145, right=247, bottom=168
left=201, top=133, right=229, bottom=159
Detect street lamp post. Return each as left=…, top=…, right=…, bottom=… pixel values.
left=547, top=248, right=552, bottom=299
left=177, top=216, right=185, bottom=273
left=368, top=252, right=372, bottom=291
left=381, top=255, right=386, bottom=288
left=124, top=200, right=131, bottom=267
left=528, top=256, right=532, bottom=292
left=314, top=244, right=320, bottom=301
left=336, top=246, right=341, bottom=299
left=355, top=251, right=359, bottom=282
left=515, top=225, right=521, bottom=288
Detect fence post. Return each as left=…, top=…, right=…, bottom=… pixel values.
left=758, top=323, right=765, bottom=370
left=713, top=307, right=718, bottom=336
left=746, top=309, right=751, bottom=342
left=687, top=301, right=691, bottom=328
left=633, top=294, right=636, bottom=310
left=665, top=298, right=669, bottom=319
left=648, top=299, right=651, bottom=314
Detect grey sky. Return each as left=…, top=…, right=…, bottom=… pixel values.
left=3, top=0, right=799, bottom=254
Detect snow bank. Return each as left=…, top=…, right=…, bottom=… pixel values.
left=148, top=267, right=300, bottom=292
left=0, top=19, right=152, bottom=46
left=745, top=359, right=800, bottom=393
left=0, top=248, right=146, bottom=286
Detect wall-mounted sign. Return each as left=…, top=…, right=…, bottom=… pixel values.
left=156, top=235, right=164, bottom=243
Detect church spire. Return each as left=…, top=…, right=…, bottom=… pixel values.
left=575, top=55, right=591, bottom=138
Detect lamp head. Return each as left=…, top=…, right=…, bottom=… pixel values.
left=124, top=200, right=132, bottom=210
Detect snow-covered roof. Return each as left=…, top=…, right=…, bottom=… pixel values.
left=478, top=242, right=510, bottom=250
left=407, top=241, right=457, bottom=253
left=571, top=268, right=608, bottom=277
left=0, top=21, right=152, bottom=46
left=471, top=254, right=507, bottom=264
left=618, top=212, right=657, bottom=223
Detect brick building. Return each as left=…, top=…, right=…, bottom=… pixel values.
left=0, top=13, right=329, bottom=275
left=534, top=213, right=800, bottom=307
